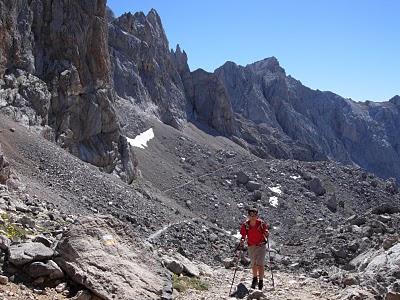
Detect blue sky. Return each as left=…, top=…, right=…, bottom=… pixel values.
left=107, top=0, right=399, bottom=102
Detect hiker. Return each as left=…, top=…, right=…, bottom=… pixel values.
left=239, top=207, right=269, bottom=290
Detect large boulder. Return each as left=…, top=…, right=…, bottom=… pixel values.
left=55, top=215, right=165, bottom=300
left=364, top=243, right=400, bottom=275
left=236, top=171, right=250, bottom=184
left=162, top=253, right=199, bottom=277
left=24, top=260, right=64, bottom=279
left=307, top=177, right=326, bottom=196
left=8, top=242, right=54, bottom=266
left=246, top=181, right=262, bottom=192
left=371, top=203, right=400, bottom=215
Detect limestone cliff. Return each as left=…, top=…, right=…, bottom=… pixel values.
left=0, top=0, right=136, bottom=182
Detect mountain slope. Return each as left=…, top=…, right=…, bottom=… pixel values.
left=0, top=0, right=136, bottom=182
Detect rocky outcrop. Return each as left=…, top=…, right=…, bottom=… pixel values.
left=215, top=59, right=400, bottom=180
left=109, top=10, right=189, bottom=129
left=109, top=11, right=235, bottom=135
left=0, top=0, right=136, bottom=183
left=55, top=215, right=165, bottom=300
left=188, top=69, right=234, bottom=136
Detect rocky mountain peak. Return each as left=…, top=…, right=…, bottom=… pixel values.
left=171, top=44, right=189, bottom=73
left=247, top=56, right=285, bottom=76
left=389, top=95, right=400, bottom=106
left=113, top=9, right=168, bottom=50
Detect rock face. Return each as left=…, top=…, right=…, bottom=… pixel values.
left=55, top=215, right=165, bottom=300
left=215, top=59, right=400, bottom=181
left=109, top=10, right=189, bottom=129
left=109, top=10, right=234, bottom=135
left=0, top=0, right=136, bottom=183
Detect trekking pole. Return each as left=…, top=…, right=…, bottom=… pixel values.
left=267, top=237, right=275, bottom=288
left=229, top=242, right=242, bottom=296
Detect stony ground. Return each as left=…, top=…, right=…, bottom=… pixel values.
left=0, top=282, right=68, bottom=300
left=0, top=115, right=399, bottom=299
left=175, top=266, right=341, bottom=300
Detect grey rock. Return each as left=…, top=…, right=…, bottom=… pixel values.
left=160, top=272, right=173, bottom=300
left=385, top=178, right=398, bottom=194
left=32, top=236, right=53, bottom=248
left=383, top=237, right=398, bottom=250
left=307, top=177, right=326, bottom=196
left=236, top=171, right=250, bottom=184
left=55, top=282, right=68, bottom=293
left=166, top=253, right=200, bottom=277
left=361, top=226, right=373, bottom=238
left=24, top=260, right=64, bottom=279
left=378, top=215, right=392, bottom=223
left=163, top=259, right=183, bottom=275
left=18, top=216, right=35, bottom=228
left=8, top=242, right=54, bottom=266
left=230, top=282, right=248, bottom=299
left=222, top=258, right=235, bottom=269
left=342, top=275, right=359, bottom=286
left=330, top=246, right=347, bottom=259
left=372, top=203, right=400, bottom=215
left=326, top=194, right=338, bottom=212
left=346, top=215, right=367, bottom=226
left=55, top=215, right=164, bottom=299
left=246, top=181, right=262, bottom=192
left=251, top=191, right=262, bottom=201
left=71, top=290, right=92, bottom=300
left=309, top=269, right=322, bottom=278
left=0, top=234, right=11, bottom=251
left=364, top=243, right=400, bottom=276
left=347, top=241, right=360, bottom=252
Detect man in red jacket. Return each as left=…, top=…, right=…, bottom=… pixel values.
left=240, top=207, right=269, bottom=290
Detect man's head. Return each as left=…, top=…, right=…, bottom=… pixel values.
left=248, top=207, right=258, bottom=218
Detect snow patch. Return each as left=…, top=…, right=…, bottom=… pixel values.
left=127, top=128, right=154, bottom=149
left=269, top=196, right=279, bottom=208
left=268, top=185, right=282, bottom=195
left=290, top=175, right=301, bottom=180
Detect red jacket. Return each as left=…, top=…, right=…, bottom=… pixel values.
left=240, top=219, right=269, bottom=246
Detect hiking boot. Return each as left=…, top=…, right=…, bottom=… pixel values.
left=251, top=277, right=258, bottom=289
left=258, top=280, right=263, bottom=290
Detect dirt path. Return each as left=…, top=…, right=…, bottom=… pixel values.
left=176, top=266, right=342, bottom=300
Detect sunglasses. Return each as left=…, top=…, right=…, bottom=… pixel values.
left=248, top=212, right=258, bottom=216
